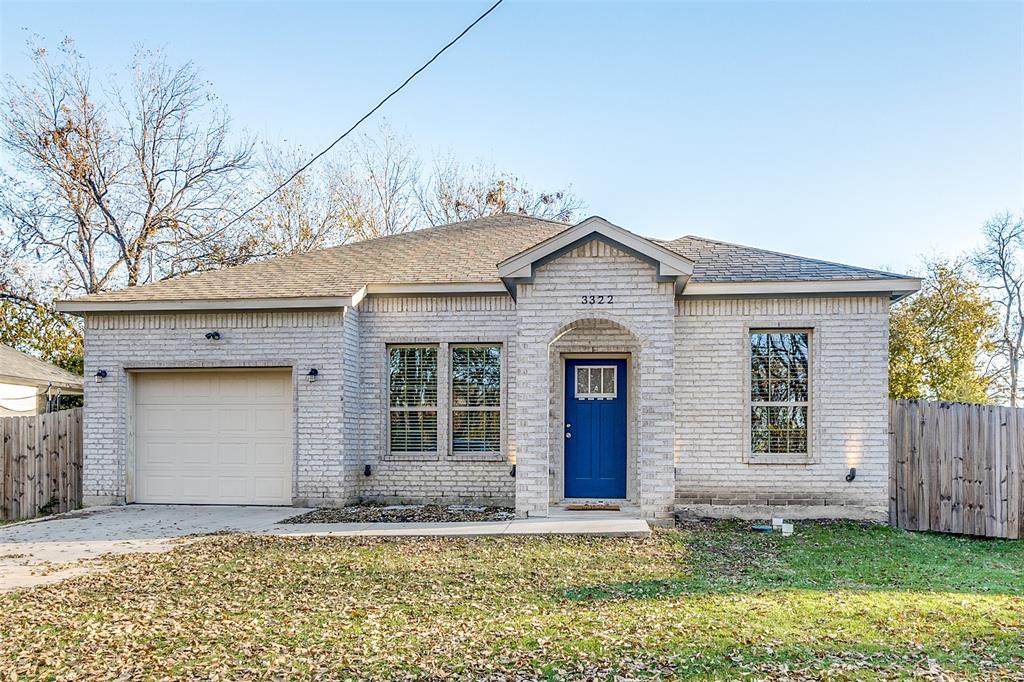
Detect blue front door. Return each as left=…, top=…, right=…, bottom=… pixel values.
left=564, top=359, right=627, bottom=499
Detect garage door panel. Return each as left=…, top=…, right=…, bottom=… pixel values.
left=216, top=477, right=250, bottom=502
left=180, top=408, right=216, bottom=432
left=256, top=373, right=291, bottom=399
left=218, top=408, right=251, bottom=432
left=141, top=407, right=179, bottom=432
left=218, top=442, right=250, bottom=465
left=135, top=370, right=293, bottom=505
left=179, top=442, right=214, bottom=465
left=137, top=375, right=180, bottom=403
left=254, top=407, right=288, bottom=432
left=252, top=476, right=290, bottom=503
left=218, top=375, right=251, bottom=399
left=181, top=375, right=215, bottom=400
left=140, top=475, right=181, bottom=502
left=141, top=442, right=177, bottom=465
left=253, top=441, right=290, bottom=466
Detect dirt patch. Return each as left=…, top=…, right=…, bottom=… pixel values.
left=280, top=504, right=515, bottom=524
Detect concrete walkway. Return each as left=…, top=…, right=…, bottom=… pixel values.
left=0, top=504, right=649, bottom=591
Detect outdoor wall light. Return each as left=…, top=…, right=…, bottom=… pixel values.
left=94, top=369, right=107, bottom=384
left=307, top=368, right=319, bottom=383
left=845, top=467, right=857, bottom=482
left=204, top=331, right=221, bottom=341
left=364, top=464, right=372, bottom=477
left=510, top=464, right=516, bottom=478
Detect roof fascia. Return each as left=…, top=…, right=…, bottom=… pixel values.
left=680, top=278, right=922, bottom=302
left=55, top=296, right=353, bottom=315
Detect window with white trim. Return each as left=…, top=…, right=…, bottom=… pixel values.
left=574, top=365, right=617, bottom=400
left=389, top=345, right=438, bottom=454
left=451, top=345, right=501, bottom=454
left=750, top=331, right=809, bottom=456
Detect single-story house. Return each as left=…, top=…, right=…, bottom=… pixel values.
left=57, top=215, right=919, bottom=521
left=0, top=344, right=83, bottom=416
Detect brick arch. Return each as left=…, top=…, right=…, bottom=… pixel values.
left=546, top=312, right=649, bottom=349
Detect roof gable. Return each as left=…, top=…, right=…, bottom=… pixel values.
left=496, top=216, right=694, bottom=295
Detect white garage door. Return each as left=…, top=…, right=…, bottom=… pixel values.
left=134, top=370, right=293, bottom=505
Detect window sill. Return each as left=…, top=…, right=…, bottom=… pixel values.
left=448, top=452, right=507, bottom=463
left=385, top=452, right=440, bottom=462
left=747, top=453, right=812, bottom=466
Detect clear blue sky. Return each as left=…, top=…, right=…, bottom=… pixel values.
left=2, top=1, right=1021, bottom=274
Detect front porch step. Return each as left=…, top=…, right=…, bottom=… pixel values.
left=563, top=502, right=621, bottom=512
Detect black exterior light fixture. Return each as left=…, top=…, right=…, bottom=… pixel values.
left=846, top=467, right=857, bottom=482
left=205, top=331, right=221, bottom=341
left=364, top=464, right=372, bottom=477
left=307, top=368, right=319, bottom=383
left=94, top=369, right=108, bottom=384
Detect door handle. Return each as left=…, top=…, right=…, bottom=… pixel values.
left=565, top=432, right=571, bottom=439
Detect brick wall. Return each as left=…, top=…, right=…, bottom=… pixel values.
left=514, top=239, right=677, bottom=520
left=674, top=296, right=890, bottom=508
left=79, top=266, right=892, bottom=515
left=82, top=311, right=346, bottom=506
left=353, top=295, right=517, bottom=505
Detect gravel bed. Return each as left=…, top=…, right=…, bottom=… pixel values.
left=280, top=504, right=515, bottom=524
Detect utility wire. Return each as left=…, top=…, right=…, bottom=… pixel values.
left=222, top=0, right=505, bottom=232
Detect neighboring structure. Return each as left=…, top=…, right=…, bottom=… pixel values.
left=0, top=344, right=84, bottom=416
left=57, top=215, right=919, bottom=521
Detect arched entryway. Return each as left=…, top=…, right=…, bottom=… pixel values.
left=546, top=316, right=643, bottom=506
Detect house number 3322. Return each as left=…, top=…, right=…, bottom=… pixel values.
left=581, top=295, right=614, bottom=304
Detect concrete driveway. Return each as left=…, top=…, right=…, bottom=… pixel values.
left=1, top=504, right=649, bottom=590
left=0, top=505, right=310, bottom=590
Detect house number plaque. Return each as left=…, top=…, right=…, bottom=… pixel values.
left=580, top=295, right=614, bottom=304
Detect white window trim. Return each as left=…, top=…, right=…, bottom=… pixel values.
left=743, top=324, right=816, bottom=465
left=574, top=364, right=618, bottom=400
left=450, top=344, right=503, bottom=457
left=386, top=344, right=439, bottom=459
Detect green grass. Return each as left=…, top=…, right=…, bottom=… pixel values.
left=1, top=521, right=1022, bottom=680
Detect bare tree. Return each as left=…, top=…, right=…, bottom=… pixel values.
left=338, top=123, right=421, bottom=242
left=419, top=156, right=583, bottom=227
left=973, top=211, right=1024, bottom=406
left=0, top=39, right=254, bottom=296
left=245, top=142, right=352, bottom=254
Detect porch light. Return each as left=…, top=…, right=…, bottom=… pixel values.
left=307, top=368, right=319, bottom=383
left=205, top=331, right=221, bottom=341
left=94, top=369, right=107, bottom=384
left=364, top=464, right=372, bottom=477
left=845, top=467, right=857, bottom=482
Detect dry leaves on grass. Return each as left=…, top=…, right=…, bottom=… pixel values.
left=0, top=526, right=1022, bottom=680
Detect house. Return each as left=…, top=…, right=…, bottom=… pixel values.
left=0, top=344, right=84, bottom=416
left=56, top=215, right=919, bottom=521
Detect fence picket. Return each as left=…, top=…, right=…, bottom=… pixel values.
left=890, top=400, right=1024, bottom=539
left=0, top=408, right=83, bottom=521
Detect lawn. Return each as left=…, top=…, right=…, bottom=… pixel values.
left=2, top=521, right=1022, bottom=680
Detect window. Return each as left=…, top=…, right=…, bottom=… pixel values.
left=750, top=331, right=809, bottom=456
left=451, top=345, right=501, bottom=454
left=389, top=346, right=438, bottom=454
left=575, top=365, right=617, bottom=400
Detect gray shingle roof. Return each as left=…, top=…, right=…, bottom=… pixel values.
left=656, top=235, right=910, bottom=283
left=0, top=344, right=83, bottom=391
left=61, top=214, right=912, bottom=306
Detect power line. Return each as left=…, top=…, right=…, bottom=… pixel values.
left=223, top=0, right=505, bottom=232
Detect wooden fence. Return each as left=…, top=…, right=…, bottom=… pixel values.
left=0, top=408, right=82, bottom=521
left=890, top=399, right=1023, bottom=539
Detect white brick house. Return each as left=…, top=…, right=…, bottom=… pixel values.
left=57, top=215, right=919, bottom=521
